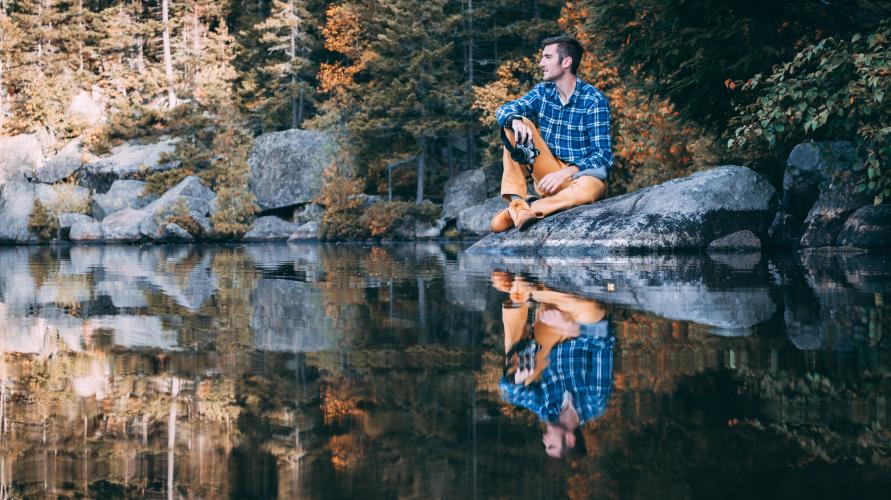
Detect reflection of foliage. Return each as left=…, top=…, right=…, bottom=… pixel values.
left=209, top=248, right=259, bottom=350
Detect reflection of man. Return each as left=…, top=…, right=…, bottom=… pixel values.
left=490, top=35, right=612, bottom=233
left=493, top=271, right=614, bottom=458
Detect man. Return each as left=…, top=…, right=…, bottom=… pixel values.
left=493, top=271, right=614, bottom=458
left=491, top=36, right=613, bottom=233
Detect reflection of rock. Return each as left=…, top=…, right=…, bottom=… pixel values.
left=445, top=254, right=498, bottom=312
left=90, top=315, right=178, bottom=349
left=462, top=253, right=776, bottom=332
left=244, top=216, right=302, bottom=241
left=469, top=166, right=776, bottom=254
left=97, top=279, right=148, bottom=308
left=251, top=279, right=337, bottom=352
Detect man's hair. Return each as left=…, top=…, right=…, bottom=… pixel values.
left=541, top=36, right=584, bottom=75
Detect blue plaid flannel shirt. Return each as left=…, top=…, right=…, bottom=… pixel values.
left=500, top=334, right=615, bottom=425
left=496, top=79, right=613, bottom=181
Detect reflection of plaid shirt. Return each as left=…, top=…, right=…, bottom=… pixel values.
left=496, top=79, right=613, bottom=180
left=500, top=335, right=614, bottom=424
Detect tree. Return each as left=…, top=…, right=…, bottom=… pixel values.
left=255, top=0, right=316, bottom=129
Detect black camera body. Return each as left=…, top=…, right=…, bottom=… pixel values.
left=510, top=143, right=539, bottom=165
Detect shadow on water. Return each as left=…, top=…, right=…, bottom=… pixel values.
left=0, top=243, right=888, bottom=498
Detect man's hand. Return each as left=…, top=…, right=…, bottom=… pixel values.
left=511, top=118, right=533, bottom=145
left=537, top=165, right=579, bottom=195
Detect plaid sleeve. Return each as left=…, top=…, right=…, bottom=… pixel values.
left=573, top=95, right=613, bottom=174
left=496, top=84, right=543, bottom=127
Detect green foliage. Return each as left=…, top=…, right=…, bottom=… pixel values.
left=28, top=198, right=59, bottom=241
left=730, top=22, right=891, bottom=204
left=209, top=117, right=259, bottom=237
left=360, top=201, right=412, bottom=237
left=581, top=0, right=888, bottom=129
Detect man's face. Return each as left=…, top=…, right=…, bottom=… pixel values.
left=543, top=423, right=576, bottom=458
left=539, top=44, right=568, bottom=81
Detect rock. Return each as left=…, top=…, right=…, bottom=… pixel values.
left=159, top=223, right=194, bottom=241
left=836, top=204, right=891, bottom=248
left=244, top=216, right=302, bottom=241
left=293, top=203, right=324, bottom=224
left=32, top=139, right=92, bottom=184
left=248, top=129, right=335, bottom=210
left=415, top=218, right=446, bottom=239
left=139, top=176, right=216, bottom=238
left=58, top=212, right=94, bottom=229
left=0, top=182, right=36, bottom=242
left=288, top=221, right=320, bottom=241
left=774, top=141, right=865, bottom=248
left=92, top=180, right=157, bottom=220
left=68, top=87, right=106, bottom=126
left=100, top=208, right=149, bottom=242
left=58, top=212, right=95, bottom=239
left=799, top=175, right=871, bottom=247
left=469, top=166, right=776, bottom=254
left=442, top=169, right=487, bottom=219
left=69, top=221, right=104, bottom=242
left=457, top=196, right=504, bottom=236
left=707, top=230, right=762, bottom=251
left=0, top=134, right=44, bottom=185
left=79, top=137, right=178, bottom=191
left=34, top=183, right=92, bottom=214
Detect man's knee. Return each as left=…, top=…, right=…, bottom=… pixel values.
left=572, top=176, right=607, bottom=204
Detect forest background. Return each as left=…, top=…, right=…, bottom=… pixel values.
left=0, top=0, right=888, bottom=239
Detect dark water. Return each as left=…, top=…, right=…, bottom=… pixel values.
left=0, top=243, right=889, bottom=499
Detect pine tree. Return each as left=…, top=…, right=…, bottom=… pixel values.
left=255, top=0, right=316, bottom=129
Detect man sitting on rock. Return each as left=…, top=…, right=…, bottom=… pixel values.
left=491, top=35, right=613, bottom=233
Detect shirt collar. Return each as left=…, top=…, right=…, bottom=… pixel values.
left=546, top=78, right=583, bottom=106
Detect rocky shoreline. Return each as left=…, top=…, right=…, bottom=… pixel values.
left=1, top=132, right=888, bottom=251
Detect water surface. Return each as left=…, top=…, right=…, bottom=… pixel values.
left=0, top=243, right=889, bottom=499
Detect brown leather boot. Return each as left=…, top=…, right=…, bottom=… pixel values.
left=490, top=208, right=514, bottom=233
left=507, top=198, right=540, bottom=231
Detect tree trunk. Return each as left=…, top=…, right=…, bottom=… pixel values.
left=77, top=0, right=84, bottom=72
left=298, top=84, right=304, bottom=125
left=162, top=0, right=176, bottom=108
left=416, top=139, right=426, bottom=204
left=289, top=5, right=298, bottom=129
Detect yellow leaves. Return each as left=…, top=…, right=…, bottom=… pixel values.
left=322, top=4, right=364, bottom=60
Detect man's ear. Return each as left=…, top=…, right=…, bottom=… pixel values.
left=561, top=57, right=573, bottom=70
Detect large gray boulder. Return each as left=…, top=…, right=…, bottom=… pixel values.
left=100, top=208, right=148, bottom=242
left=469, top=166, right=776, bottom=254
left=0, top=182, right=36, bottom=242
left=69, top=220, right=104, bottom=242
left=138, top=176, right=216, bottom=238
left=457, top=196, right=504, bottom=236
left=31, top=139, right=92, bottom=184
left=244, top=216, right=302, bottom=241
left=836, top=204, right=891, bottom=248
left=92, top=180, right=157, bottom=220
left=251, top=278, right=338, bottom=352
left=442, top=169, right=487, bottom=219
left=288, top=221, right=320, bottom=241
left=78, top=137, right=178, bottom=191
left=800, top=177, right=871, bottom=247
left=771, top=141, right=868, bottom=248
left=248, top=129, right=334, bottom=210
left=34, top=183, right=91, bottom=214
left=0, top=134, right=44, bottom=185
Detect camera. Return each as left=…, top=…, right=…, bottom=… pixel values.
left=510, top=142, right=539, bottom=165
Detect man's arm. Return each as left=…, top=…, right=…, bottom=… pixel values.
left=496, top=84, right=544, bottom=128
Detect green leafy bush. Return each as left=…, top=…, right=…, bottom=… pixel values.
left=730, top=22, right=891, bottom=203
